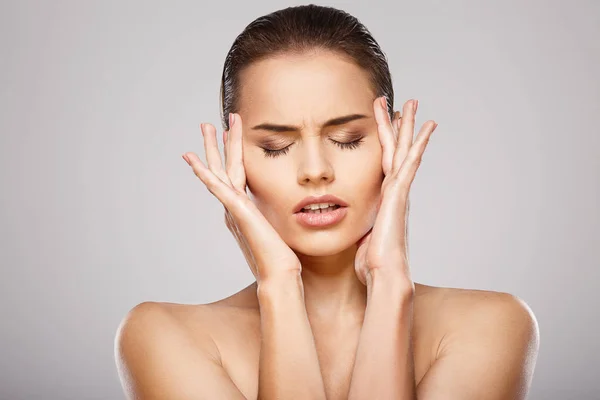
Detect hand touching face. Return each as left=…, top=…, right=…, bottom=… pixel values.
left=354, top=96, right=438, bottom=287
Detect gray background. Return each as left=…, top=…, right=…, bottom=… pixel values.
left=1, top=0, right=598, bottom=399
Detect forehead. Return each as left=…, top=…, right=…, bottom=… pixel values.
left=237, top=51, right=375, bottom=126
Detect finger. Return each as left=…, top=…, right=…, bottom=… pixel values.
left=221, top=129, right=233, bottom=232
left=395, top=120, right=438, bottom=189
left=182, top=151, right=239, bottom=209
left=374, top=96, right=397, bottom=176
left=201, top=123, right=232, bottom=185
left=392, top=99, right=417, bottom=174
left=224, top=113, right=233, bottom=171
left=223, top=129, right=228, bottom=161
left=221, top=132, right=231, bottom=226
left=225, top=113, right=246, bottom=193
left=392, top=111, right=401, bottom=141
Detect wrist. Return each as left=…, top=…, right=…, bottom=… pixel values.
left=367, top=267, right=414, bottom=301
left=257, top=270, right=304, bottom=302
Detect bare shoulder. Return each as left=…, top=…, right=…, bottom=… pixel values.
left=114, top=291, right=257, bottom=400
left=415, top=282, right=539, bottom=342
left=413, top=283, right=540, bottom=398
left=113, top=302, right=215, bottom=398
left=426, top=284, right=536, bottom=330
left=114, top=301, right=220, bottom=358
left=114, top=282, right=259, bottom=362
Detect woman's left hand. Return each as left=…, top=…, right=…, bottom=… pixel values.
left=354, top=97, right=438, bottom=289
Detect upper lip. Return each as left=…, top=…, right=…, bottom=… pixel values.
left=293, top=194, right=349, bottom=213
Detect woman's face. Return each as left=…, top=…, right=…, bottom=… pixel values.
left=236, top=50, right=385, bottom=256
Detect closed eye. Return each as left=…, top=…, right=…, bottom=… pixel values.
left=261, top=137, right=365, bottom=158
left=331, top=137, right=364, bottom=150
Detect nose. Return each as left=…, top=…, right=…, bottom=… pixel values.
left=297, top=137, right=335, bottom=186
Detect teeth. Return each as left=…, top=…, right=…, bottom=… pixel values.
left=303, top=202, right=336, bottom=210
left=301, top=203, right=341, bottom=213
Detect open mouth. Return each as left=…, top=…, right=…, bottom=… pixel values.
left=299, top=205, right=342, bottom=214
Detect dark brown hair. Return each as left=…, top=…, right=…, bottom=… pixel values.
left=219, top=4, right=394, bottom=130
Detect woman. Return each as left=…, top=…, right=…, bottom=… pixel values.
left=115, top=5, right=539, bottom=399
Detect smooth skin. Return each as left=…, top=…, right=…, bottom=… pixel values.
left=115, top=51, right=539, bottom=400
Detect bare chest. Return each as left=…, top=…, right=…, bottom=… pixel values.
left=209, top=309, right=435, bottom=400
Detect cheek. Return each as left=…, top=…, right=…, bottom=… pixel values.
left=244, top=155, right=291, bottom=219
left=348, top=153, right=384, bottom=198
left=347, top=138, right=384, bottom=184
left=242, top=147, right=268, bottom=192
left=342, top=142, right=385, bottom=219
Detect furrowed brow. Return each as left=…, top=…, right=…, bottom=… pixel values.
left=251, top=113, right=369, bottom=133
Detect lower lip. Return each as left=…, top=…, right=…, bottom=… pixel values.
left=294, top=206, right=348, bottom=227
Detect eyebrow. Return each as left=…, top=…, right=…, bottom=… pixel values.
left=250, top=113, right=369, bottom=133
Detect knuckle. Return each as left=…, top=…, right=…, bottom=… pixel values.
left=390, top=174, right=409, bottom=192
left=193, top=169, right=204, bottom=181
left=366, top=252, right=386, bottom=270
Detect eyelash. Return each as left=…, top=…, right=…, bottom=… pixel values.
left=262, top=137, right=365, bottom=158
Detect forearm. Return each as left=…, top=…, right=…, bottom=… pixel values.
left=348, top=268, right=416, bottom=400
left=256, top=273, right=327, bottom=400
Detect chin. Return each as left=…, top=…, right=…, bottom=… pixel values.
left=287, top=231, right=358, bottom=257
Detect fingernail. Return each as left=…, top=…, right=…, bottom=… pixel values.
left=182, top=154, right=190, bottom=166
left=414, top=100, right=418, bottom=113
left=380, top=96, right=387, bottom=110
left=229, top=113, right=235, bottom=128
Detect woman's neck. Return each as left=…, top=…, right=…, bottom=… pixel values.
left=298, top=249, right=367, bottom=325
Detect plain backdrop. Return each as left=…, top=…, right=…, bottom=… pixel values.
left=1, top=0, right=598, bottom=399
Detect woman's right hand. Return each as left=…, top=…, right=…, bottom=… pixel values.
left=182, top=113, right=302, bottom=285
